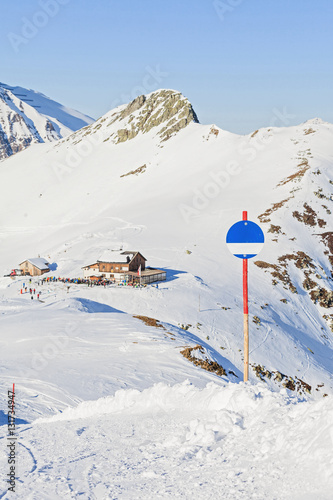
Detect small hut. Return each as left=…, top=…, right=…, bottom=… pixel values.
left=19, top=258, right=50, bottom=276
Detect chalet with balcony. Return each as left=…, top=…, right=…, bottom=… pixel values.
left=82, top=250, right=166, bottom=283
left=82, top=251, right=145, bottom=279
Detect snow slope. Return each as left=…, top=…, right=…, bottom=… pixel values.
left=0, top=281, right=332, bottom=498
left=1, top=381, right=332, bottom=499
left=0, top=82, right=94, bottom=160
left=0, top=90, right=332, bottom=498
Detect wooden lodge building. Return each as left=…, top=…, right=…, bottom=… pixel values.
left=19, top=258, right=50, bottom=276
left=82, top=251, right=166, bottom=284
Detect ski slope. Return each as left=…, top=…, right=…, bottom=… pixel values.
left=0, top=90, right=332, bottom=498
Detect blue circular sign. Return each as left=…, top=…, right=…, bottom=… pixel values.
left=226, top=220, right=265, bottom=259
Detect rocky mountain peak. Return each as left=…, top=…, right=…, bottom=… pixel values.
left=303, top=117, right=325, bottom=126
left=108, top=89, right=199, bottom=143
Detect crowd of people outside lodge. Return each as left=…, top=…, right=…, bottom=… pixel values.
left=40, top=276, right=146, bottom=287
left=19, top=276, right=149, bottom=293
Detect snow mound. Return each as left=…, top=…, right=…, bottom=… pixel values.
left=34, top=381, right=333, bottom=489
left=35, top=380, right=296, bottom=424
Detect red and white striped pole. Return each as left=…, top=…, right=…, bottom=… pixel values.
left=242, top=211, right=249, bottom=382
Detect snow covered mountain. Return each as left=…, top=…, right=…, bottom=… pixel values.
left=0, top=89, right=333, bottom=497
left=0, top=89, right=332, bottom=392
left=0, top=82, right=94, bottom=160
left=1, top=87, right=333, bottom=384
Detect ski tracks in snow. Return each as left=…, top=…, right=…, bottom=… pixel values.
left=5, top=382, right=331, bottom=499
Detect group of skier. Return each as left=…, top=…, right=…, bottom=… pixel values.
left=20, top=275, right=152, bottom=301
left=20, top=283, right=41, bottom=300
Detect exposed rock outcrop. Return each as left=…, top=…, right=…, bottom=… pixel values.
left=109, top=90, right=199, bottom=144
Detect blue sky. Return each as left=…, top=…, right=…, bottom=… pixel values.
left=1, top=0, right=333, bottom=134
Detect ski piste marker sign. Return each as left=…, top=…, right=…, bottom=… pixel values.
left=226, top=219, right=264, bottom=259
left=226, top=212, right=265, bottom=382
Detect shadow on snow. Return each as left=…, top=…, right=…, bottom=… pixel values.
left=163, top=268, right=188, bottom=282
left=75, top=298, right=125, bottom=314
left=0, top=410, right=29, bottom=427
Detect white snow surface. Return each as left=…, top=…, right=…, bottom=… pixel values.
left=14, top=383, right=333, bottom=499
left=0, top=89, right=333, bottom=498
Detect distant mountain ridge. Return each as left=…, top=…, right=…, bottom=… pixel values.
left=0, top=82, right=94, bottom=160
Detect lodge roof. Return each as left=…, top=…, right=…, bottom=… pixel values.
left=82, top=251, right=147, bottom=269
left=19, top=258, right=49, bottom=270
left=97, top=250, right=146, bottom=264
left=82, top=262, right=99, bottom=269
